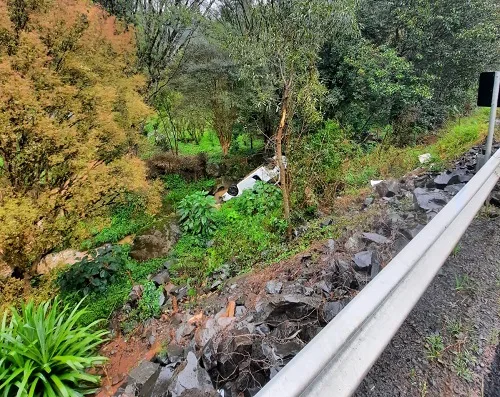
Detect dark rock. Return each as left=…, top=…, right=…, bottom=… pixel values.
left=255, top=294, right=321, bottom=325
left=201, top=339, right=217, bottom=371
left=320, top=217, right=333, bottom=227
left=364, top=197, right=374, bottom=207
left=272, top=339, right=304, bottom=359
left=362, top=232, right=389, bottom=245
left=400, top=224, right=424, bottom=240
left=491, top=191, right=500, bottom=207
left=114, top=383, right=139, bottom=397
left=175, top=285, right=188, bottom=301
left=413, top=188, right=448, bottom=211
left=434, top=171, right=455, bottom=187
left=370, top=251, right=381, bottom=278
left=326, top=239, right=335, bottom=253
left=128, top=285, right=143, bottom=304
left=255, top=323, right=271, bottom=336
left=393, top=236, right=410, bottom=254
left=219, top=382, right=237, bottom=397
left=168, top=352, right=216, bottom=397
left=130, top=217, right=180, bottom=261
left=444, top=183, right=466, bottom=196
left=128, top=361, right=160, bottom=397
left=265, top=280, right=283, bottom=295
left=152, top=270, right=170, bottom=286
left=375, top=179, right=400, bottom=198
left=167, top=343, right=185, bottom=365
left=244, top=387, right=261, bottom=397
left=151, top=364, right=177, bottom=396
left=434, top=169, right=471, bottom=188
left=353, top=251, right=373, bottom=272
left=156, top=292, right=166, bottom=309
left=231, top=329, right=253, bottom=354
left=336, top=259, right=352, bottom=273
left=175, top=322, right=195, bottom=343
left=314, top=280, right=332, bottom=295
left=322, top=300, right=349, bottom=323
left=300, top=325, right=323, bottom=341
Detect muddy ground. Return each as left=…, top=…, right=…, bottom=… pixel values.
left=355, top=213, right=500, bottom=397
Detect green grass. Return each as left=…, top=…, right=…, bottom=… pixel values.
left=145, top=112, right=265, bottom=158
left=342, top=108, right=490, bottom=190
left=177, top=130, right=265, bottom=157
left=79, top=194, right=154, bottom=250
left=425, top=334, right=445, bottom=361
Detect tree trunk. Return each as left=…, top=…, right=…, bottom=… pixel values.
left=221, top=139, right=230, bottom=156
left=275, top=82, right=292, bottom=237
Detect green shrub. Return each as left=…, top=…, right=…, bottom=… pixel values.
left=58, top=245, right=126, bottom=296
left=138, top=281, right=162, bottom=320
left=163, top=174, right=216, bottom=208
left=291, top=120, right=363, bottom=207
left=0, top=298, right=107, bottom=396
left=171, top=182, right=285, bottom=281
left=230, top=182, right=282, bottom=216
left=61, top=254, right=167, bottom=327
left=178, top=191, right=217, bottom=237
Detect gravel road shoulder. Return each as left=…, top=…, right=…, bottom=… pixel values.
left=355, top=212, right=500, bottom=397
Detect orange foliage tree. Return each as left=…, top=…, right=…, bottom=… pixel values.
left=0, top=0, right=159, bottom=273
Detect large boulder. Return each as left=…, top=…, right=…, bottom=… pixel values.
left=130, top=217, right=180, bottom=261
left=36, top=249, right=86, bottom=275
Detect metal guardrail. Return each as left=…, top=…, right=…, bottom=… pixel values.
left=256, top=148, right=500, bottom=397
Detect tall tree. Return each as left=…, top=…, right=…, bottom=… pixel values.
left=0, top=0, right=159, bottom=272
left=216, top=0, right=357, bottom=229
left=359, top=0, right=500, bottom=127
left=95, top=0, right=215, bottom=98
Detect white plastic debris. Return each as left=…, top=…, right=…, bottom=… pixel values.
left=370, top=180, right=383, bottom=187
left=418, top=153, right=432, bottom=164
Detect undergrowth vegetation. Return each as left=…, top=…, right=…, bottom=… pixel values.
left=178, top=192, right=217, bottom=237
left=292, top=108, right=490, bottom=209
left=58, top=246, right=166, bottom=326
left=170, top=181, right=285, bottom=283
left=79, top=194, right=155, bottom=250
left=0, top=299, right=107, bottom=396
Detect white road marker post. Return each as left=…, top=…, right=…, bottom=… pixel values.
left=485, top=71, right=500, bottom=160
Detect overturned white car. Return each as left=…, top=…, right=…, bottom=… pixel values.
left=222, top=156, right=287, bottom=201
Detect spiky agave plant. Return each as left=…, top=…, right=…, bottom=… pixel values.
left=0, top=298, right=108, bottom=396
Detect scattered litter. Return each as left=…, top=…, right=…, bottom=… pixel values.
left=418, top=153, right=432, bottom=164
